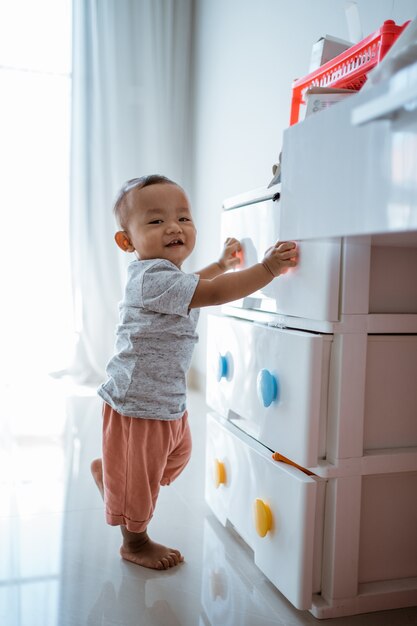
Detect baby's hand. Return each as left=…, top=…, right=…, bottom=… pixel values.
left=262, top=241, right=298, bottom=277
left=218, top=237, right=241, bottom=271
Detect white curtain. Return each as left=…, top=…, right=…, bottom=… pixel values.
left=69, top=0, right=195, bottom=383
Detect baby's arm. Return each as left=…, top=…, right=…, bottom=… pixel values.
left=196, top=238, right=241, bottom=280
left=190, top=241, right=297, bottom=308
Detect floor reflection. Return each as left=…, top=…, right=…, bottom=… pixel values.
left=0, top=378, right=72, bottom=626
left=200, top=515, right=315, bottom=626
left=1, top=378, right=416, bottom=626
left=86, top=575, right=184, bottom=626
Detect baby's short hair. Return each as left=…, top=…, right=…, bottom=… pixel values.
left=113, top=174, right=178, bottom=229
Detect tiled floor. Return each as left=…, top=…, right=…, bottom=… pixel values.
left=1, top=376, right=416, bottom=626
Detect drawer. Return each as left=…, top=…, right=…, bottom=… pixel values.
left=205, top=412, right=325, bottom=610
left=221, top=200, right=341, bottom=321
left=206, top=314, right=332, bottom=467
left=222, top=195, right=417, bottom=320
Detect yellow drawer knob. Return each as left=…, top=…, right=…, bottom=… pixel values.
left=253, top=498, right=273, bottom=537
left=214, top=459, right=227, bottom=488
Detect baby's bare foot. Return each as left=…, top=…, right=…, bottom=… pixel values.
left=120, top=532, right=184, bottom=570
left=90, top=458, right=104, bottom=499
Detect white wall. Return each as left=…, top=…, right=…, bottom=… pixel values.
left=189, top=0, right=416, bottom=385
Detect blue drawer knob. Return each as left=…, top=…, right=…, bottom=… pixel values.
left=217, top=354, right=229, bottom=381
left=257, top=369, right=279, bottom=407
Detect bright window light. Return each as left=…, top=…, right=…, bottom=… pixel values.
left=0, top=0, right=73, bottom=382
left=0, top=6, right=72, bottom=624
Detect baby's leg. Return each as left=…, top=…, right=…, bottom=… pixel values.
left=120, top=526, right=184, bottom=570
left=99, top=405, right=189, bottom=570
left=91, top=458, right=104, bottom=499
left=91, top=458, right=182, bottom=568
left=91, top=458, right=181, bottom=568
left=160, top=412, right=192, bottom=486
left=118, top=412, right=191, bottom=570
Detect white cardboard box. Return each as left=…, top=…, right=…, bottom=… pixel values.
left=305, top=87, right=355, bottom=117
left=309, top=34, right=352, bottom=72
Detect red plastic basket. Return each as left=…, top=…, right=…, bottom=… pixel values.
left=289, top=19, right=409, bottom=125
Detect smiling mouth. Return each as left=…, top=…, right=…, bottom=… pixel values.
left=166, top=239, right=184, bottom=247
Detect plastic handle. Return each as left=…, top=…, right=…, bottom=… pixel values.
left=214, top=459, right=227, bottom=488
left=234, top=248, right=244, bottom=268
left=257, top=369, right=279, bottom=407
left=253, top=498, right=273, bottom=537
left=217, top=354, right=228, bottom=381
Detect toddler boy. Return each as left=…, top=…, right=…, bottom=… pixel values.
left=91, top=174, right=297, bottom=570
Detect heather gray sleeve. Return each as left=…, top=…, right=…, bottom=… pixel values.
left=142, top=261, right=199, bottom=317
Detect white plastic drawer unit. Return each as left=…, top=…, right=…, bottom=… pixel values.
left=221, top=196, right=341, bottom=321
left=206, top=314, right=332, bottom=468
left=205, top=412, right=325, bottom=611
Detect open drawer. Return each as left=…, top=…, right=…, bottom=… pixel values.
left=205, top=412, right=326, bottom=610
left=221, top=198, right=341, bottom=322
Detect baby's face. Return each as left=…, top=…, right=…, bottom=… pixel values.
left=123, top=183, right=196, bottom=268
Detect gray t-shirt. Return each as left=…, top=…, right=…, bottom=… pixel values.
left=98, top=259, right=200, bottom=420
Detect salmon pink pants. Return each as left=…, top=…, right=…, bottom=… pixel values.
left=102, top=402, right=192, bottom=533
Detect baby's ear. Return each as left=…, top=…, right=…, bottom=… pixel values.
left=115, top=231, right=135, bottom=252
